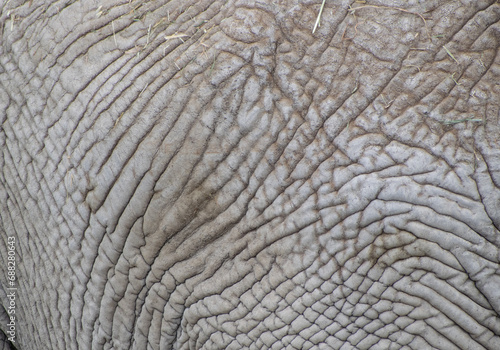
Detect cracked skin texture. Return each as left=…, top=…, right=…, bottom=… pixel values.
left=1, top=0, right=500, bottom=349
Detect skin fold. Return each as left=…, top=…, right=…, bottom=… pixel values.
left=1, top=0, right=500, bottom=349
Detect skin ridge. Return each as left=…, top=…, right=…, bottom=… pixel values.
left=1, top=1, right=500, bottom=349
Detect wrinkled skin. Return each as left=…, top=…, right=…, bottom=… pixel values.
left=1, top=0, right=500, bottom=349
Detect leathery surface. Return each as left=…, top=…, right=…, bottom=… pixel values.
left=1, top=0, right=500, bottom=349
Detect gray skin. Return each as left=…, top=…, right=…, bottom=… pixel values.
left=1, top=0, right=500, bottom=349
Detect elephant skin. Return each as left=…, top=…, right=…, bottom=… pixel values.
left=1, top=0, right=500, bottom=349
